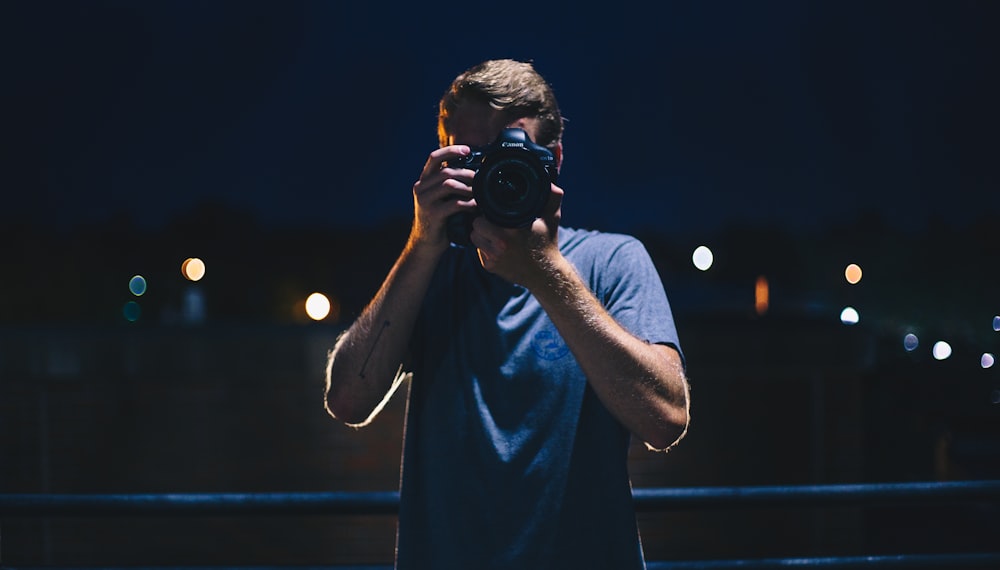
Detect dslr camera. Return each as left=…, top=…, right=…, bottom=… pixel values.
left=446, top=128, right=559, bottom=246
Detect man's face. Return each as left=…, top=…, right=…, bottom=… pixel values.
left=445, top=100, right=542, bottom=149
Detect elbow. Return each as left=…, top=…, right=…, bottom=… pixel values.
left=645, top=423, right=688, bottom=453
left=645, top=401, right=690, bottom=452
left=324, top=346, right=371, bottom=427
left=641, top=344, right=690, bottom=451
left=325, top=391, right=369, bottom=427
left=324, top=367, right=372, bottom=427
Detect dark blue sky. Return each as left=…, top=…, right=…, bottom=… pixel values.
left=4, top=1, right=999, bottom=236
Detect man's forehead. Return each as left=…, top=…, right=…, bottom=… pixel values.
left=447, top=101, right=505, bottom=146
left=446, top=102, right=539, bottom=147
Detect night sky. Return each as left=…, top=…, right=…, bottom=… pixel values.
left=4, top=0, right=999, bottom=237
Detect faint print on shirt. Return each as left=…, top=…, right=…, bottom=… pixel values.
left=531, top=324, right=570, bottom=361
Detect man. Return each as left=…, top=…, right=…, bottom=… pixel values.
left=325, top=59, right=690, bottom=569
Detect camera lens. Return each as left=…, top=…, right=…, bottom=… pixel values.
left=476, top=157, right=547, bottom=227
left=490, top=166, right=531, bottom=207
left=464, top=128, right=557, bottom=233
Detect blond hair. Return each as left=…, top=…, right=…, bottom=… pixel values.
left=438, top=59, right=564, bottom=150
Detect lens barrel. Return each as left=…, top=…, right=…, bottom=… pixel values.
left=445, top=128, right=557, bottom=246
left=474, top=150, right=550, bottom=228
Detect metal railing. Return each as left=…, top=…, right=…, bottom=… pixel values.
left=2, top=480, right=999, bottom=569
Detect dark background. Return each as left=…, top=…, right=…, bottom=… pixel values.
left=2, top=0, right=999, bottom=330
left=2, top=0, right=999, bottom=566
left=4, top=0, right=1000, bottom=234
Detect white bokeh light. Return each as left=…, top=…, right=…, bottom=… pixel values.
left=932, top=341, right=952, bottom=360
left=305, top=292, right=332, bottom=321
left=692, top=246, right=714, bottom=271
left=840, top=307, right=859, bottom=325
left=982, top=353, right=996, bottom=369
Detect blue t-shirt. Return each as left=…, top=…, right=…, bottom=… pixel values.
left=396, top=227, right=681, bottom=570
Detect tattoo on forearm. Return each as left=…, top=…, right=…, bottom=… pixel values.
left=359, top=320, right=390, bottom=378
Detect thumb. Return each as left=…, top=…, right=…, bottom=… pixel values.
left=543, top=184, right=564, bottom=221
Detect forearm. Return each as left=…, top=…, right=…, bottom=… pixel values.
left=529, top=255, right=690, bottom=451
left=325, top=239, right=441, bottom=426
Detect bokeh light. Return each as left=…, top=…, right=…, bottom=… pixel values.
left=844, top=263, right=862, bottom=285
left=932, top=341, right=952, bottom=360
left=692, top=246, right=713, bottom=271
left=123, top=301, right=141, bottom=322
left=182, top=258, right=206, bottom=281
left=305, top=292, right=332, bottom=321
left=840, top=307, right=859, bottom=325
left=982, top=353, right=996, bottom=369
left=903, top=333, right=919, bottom=352
left=994, top=316, right=1000, bottom=332
left=755, top=276, right=769, bottom=316
left=129, top=275, right=147, bottom=296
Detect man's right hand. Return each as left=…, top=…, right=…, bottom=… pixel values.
left=326, top=147, right=476, bottom=426
left=409, top=145, right=476, bottom=252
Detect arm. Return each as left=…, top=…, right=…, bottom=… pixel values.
left=324, top=145, right=475, bottom=426
left=523, top=254, right=690, bottom=451
left=470, top=187, right=691, bottom=451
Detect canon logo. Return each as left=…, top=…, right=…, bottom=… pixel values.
left=501, top=142, right=524, bottom=148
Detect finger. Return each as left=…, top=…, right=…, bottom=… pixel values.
left=426, top=181, right=476, bottom=214
left=542, top=183, right=565, bottom=218
left=412, top=170, right=476, bottom=213
left=421, top=145, right=470, bottom=178
left=470, top=219, right=507, bottom=255
left=414, top=147, right=475, bottom=204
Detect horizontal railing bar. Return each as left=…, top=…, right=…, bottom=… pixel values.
left=1, top=480, right=998, bottom=517
left=648, top=552, right=1000, bottom=568
left=632, top=479, right=1000, bottom=511
left=3, top=553, right=1000, bottom=570
left=0, top=491, right=400, bottom=517
left=0, top=564, right=393, bottom=570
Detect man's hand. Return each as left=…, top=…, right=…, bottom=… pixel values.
left=410, top=145, right=477, bottom=252
left=470, top=183, right=565, bottom=288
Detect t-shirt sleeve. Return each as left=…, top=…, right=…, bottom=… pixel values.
left=599, top=237, right=684, bottom=364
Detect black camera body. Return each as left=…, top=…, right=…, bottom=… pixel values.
left=446, top=128, right=559, bottom=246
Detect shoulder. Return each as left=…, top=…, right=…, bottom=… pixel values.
left=558, top=227, right=662, bottom=295
left=559, top=227, right=652, bottom=263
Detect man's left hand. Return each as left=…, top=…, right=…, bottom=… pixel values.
left=470, top=183, right=564, bottom=288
